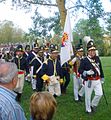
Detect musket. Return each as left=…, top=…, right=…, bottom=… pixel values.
left=102, top=84, right=108, bottom=106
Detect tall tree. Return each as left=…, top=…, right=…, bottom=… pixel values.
left=0, top=20, right=25, bottom=44
left=73, top=17, right=104, bottom=55
left=84, top=0, right=104, bottom=40
left=106, top=15, right=111, bottom=35
left=29, top=11, right=62, bottom=38
left=0, top=0, right=106, bottom=28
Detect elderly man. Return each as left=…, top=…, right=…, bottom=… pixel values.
left=41, top=44, right=63, bottom=97
left=0, top=62, right=26, bottom=120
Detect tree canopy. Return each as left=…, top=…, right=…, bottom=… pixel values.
left=0, top=20, right=25, bottom=44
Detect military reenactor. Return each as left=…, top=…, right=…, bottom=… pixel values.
left=12, top=45, right=30, bottom=102
left=23, top=45, right=31, bottom=82
left=36, top=46, right=45, bottom=91
left=28, top=43, right=42, bottom=91
left=61, top=62, right=70, bottom=94
left=23, top=45, right=30, bottom=60
left=69, top=42, right=85, bottom=102
left=79, top=41, right=104, bottom=114
left=41, top=44, right=63, bottom=97
left=44, top=45, right=50, bottom=60
left=0, top=50, right=5, bottom=63
left=3, top=51, right=13, bottom=62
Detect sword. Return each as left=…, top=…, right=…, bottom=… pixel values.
left=102, top=84, right=108, bottom=106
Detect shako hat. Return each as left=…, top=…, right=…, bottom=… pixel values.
left=87, top=41, right=96, bottom=51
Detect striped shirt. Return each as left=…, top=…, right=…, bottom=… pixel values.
left=0, top=85, right=26, bottom=120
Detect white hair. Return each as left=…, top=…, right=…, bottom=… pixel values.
left=0, top=62, right=18, bottom=83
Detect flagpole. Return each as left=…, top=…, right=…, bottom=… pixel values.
left=60, top=10, right=74, bottom=66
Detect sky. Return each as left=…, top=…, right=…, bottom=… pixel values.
left=0, top=0, right=111, bottom=32
left=0, top=1, right=34, bottom=32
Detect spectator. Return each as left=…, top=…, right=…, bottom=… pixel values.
left=0, top=62, right=26, bottom=120
left=30, top=91, right=57, bottom=120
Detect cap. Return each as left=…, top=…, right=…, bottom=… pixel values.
left=44, top=45, right=49, bottom=50
left=16, top=45, right=23, bottom=52
left=50, top=44, right=59, bottom=53
left=87, top=41, right=96, bottom=51
left=34, top=43, right=39, bottom=48
left=25, top=45, right=30, bottom=50
left=38, top=46, right=44, bottom=53
left=75, top=38, right=84, bottom=52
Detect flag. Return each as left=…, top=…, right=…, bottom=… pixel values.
left=60, top=10, right=74, bottom=66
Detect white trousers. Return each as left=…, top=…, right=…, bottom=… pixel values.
left=73, top=74, right=83, bottom=100
left=31, top=79, right=36, bottom=90
left=14, top=73, right=25, bottom=93
left=85, top=79, right=103, bottom=112
left=79, top=86, right=85, bottom=97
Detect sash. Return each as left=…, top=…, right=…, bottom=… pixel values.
left=31, top=52, right=43, bottom=74
left=53, top=59, right=57, bottom=76
left=25, top=52, right=29, bottom=57
left=87, top=56, right=100, bottom=76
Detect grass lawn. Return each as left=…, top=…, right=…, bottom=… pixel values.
left=21, top=56, right=111, bottom=120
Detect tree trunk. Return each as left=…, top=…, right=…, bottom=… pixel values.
left=56, top=0, right=66, bottom=29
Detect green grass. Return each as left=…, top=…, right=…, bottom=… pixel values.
left=21, top=56, right=111, bottom=120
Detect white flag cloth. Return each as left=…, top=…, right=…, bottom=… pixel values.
left=60, top=10, right=74, bottom=66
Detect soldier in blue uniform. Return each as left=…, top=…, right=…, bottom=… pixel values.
left=12, top=45, right=29, bottom=102
left=41, top=44, right=63, bottom=97
left=28, top=43, right=42, bottom=91
left=36, top=46, right=45, bottom=91
left=23, top=45, right=31, bottom=82
left=61, top=62, right=70, bottom=94
left=78, top=41, right=104, bottom=114
left=44, top=45, right=50, bottom=60
left=23, top=45, right=30, bottom=60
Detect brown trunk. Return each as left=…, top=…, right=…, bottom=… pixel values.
left=56, top=0, right=66, bottom=29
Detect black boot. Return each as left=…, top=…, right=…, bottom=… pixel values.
left=78, top=95, right=82, bottom=102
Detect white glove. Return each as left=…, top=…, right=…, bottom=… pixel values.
left=86, top=70, right=94, bottom=75
left=83, top=70, right=94, bottom=77
left=101, top=78, right=105, bottom=84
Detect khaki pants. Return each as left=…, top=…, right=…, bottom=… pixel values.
left=14, top=73, right=25, bottom=93
left=48, top=75, right=61, bottom=96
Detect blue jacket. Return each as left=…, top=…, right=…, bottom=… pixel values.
left=78, top=56, right=104, bottom=81
left=41, top=57, right=63, bottom=78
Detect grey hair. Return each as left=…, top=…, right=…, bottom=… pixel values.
left=0, top=62, right=18, bottom=83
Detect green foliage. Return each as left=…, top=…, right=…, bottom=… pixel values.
left=87, top=18, right=103, bottom=40
left=74, top=19, right=89, bottom=37
left=73, top=18, right=105, bottom=55
left=106, top=15, right=111, bottom=35
left=21, top=57, right=111, bottom=120
left=29, top=12, right=62, bottom=38
left=86, top=0, right=104, bottom=19
left=0, top=20, right=25, bottom=44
